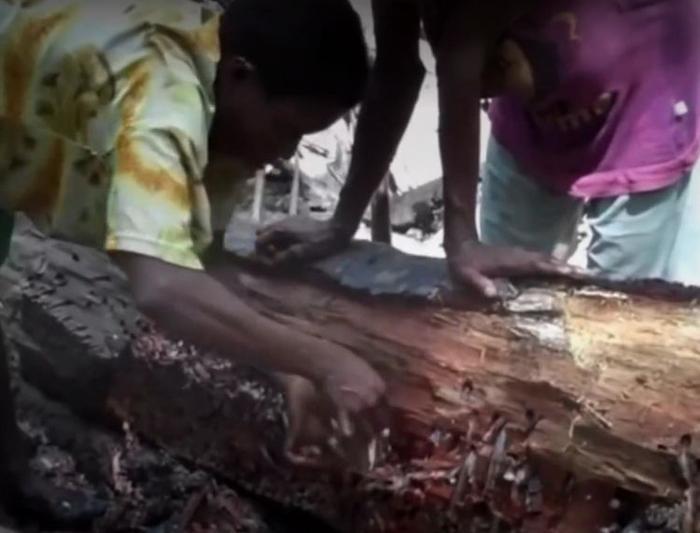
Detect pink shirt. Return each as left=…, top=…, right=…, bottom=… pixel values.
left=489, top=0, right=700, bottom=198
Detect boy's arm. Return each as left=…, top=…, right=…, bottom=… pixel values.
left=106, top=128, right=383, bottom=419
left=331, top=0, right=425, bottom=233
left=437, top=2, right=575, bottom=297
left=257, top=0, right=424, bottom=263
left=202, top=234, right=367, bottom=455
left=103, top=34, right=385, bottom=452
left=112, top=251, right=384, bottom=417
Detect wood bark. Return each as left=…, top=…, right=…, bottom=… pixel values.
left=1, top=219, right=699, bottom=532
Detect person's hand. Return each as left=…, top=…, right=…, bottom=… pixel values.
left=279, top=356, right=388, bottom=472
left=321, top=352, right=386, bottom=423
left=256, top=216, right=353, bottom=265
left=321, top=354, right=389, bottom=472
left=447, top=240, right=581, bottom=298
left=278, top=374, right=333, bottom=465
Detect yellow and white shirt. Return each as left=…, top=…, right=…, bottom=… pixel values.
left=0, top=0, right=243, bottom=269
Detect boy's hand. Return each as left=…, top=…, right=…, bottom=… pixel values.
left=447, top=240, right=580, bottom=298
left=256, top=216, right=353, bottom=265
left=279, top=375, right=332, bottom=461
left=321, top=355, right=389, bottom=472
left=321, top=353, right=386, bottom=421
left=279, top=357, right=388, bottom=471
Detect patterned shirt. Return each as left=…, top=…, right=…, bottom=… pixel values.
left=0, top=0, right=244, bottom=269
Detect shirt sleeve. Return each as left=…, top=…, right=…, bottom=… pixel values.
left=105, top=125, right=210, bottom=270
left=105, top=54, right=214, bottom=270
left=102, top=2, right=224, bottom=269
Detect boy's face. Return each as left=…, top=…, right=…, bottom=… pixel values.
left=211, top=58, right=346, bottom=169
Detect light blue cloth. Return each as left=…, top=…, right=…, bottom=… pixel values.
left=666, top=158, right=700, bottom=286
left=479, top=138, right=699, bottom=285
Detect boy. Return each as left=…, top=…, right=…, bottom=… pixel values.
left=0, top=0, right=383, bottom=526
left=258, top=0, right=700, bottom=295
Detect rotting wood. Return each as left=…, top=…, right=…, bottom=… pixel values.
left=1, top=220, right=699, bottom=532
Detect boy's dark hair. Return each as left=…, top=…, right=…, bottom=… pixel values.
left=220, top=0, right=369, bottom=108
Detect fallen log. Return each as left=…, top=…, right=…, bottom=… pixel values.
left=1, top=219, right=699, bottom=532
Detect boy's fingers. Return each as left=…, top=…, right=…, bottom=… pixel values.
left=495, top=251, right=565, bottom=276
left=531, top=258, right=588, bottom=278
left=531, top=259, right=574, bottom=275
left=272, top=243, right=310, bottom=265
left=285, top=436, right=334, bottom=469
left=255, top=224, right=283, bottom=243
left=286, top=415, right=329, bottom=452
left=359, top=417, right=388, bottom=471
left=335, top=409, right=355, bottom=438
left=255, top=234, right=282, bottom=257
left=285, top=418, right=301, bottom=453
left=565, top=265, right=591, bottom=279
left=284, top=392, right=304, bottom=449
left=284, top=406, right=336, bottom=468
left=275, top=240, right=337, bottom=265
left=459, top=268, right=499, bottom=298
left=285, top=449, right=325, bottom=468
left=257, top=230, right=295, bottom=251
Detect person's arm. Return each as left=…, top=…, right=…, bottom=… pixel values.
left=436, top=2, right=574, bottom=297
left=104, top=83, right=383, bottom=419
left=112, top=252, right=382, bottom=410
left=436, top=5, right=492, bottom=248
left=331, top=0, right=425, bottom=233
left=256, top=0, right=425, bottom=262
left=201, top=234, right=376, bottom=460
left=200, top=230, right=358, bottom=384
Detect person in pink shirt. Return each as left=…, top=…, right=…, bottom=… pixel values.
left=481, top=0, right=700, bottom=285
left=259, top=0, right=700, bottom=295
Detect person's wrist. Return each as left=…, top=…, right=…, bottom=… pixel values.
left=293, top=337, right=342, bottom=385
left=443, top=208, right=478, bottom=254
left=330, top=211, right=358, bottom=241
left=444, top=235, right=477, bottom=257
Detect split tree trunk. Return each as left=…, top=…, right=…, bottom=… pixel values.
left=1, top=219, right=699, bottom=532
